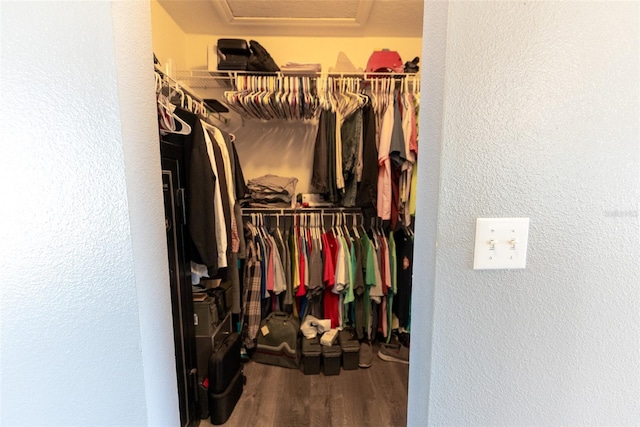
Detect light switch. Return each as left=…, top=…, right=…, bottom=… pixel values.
left=473, top=218, right=530, bottom=270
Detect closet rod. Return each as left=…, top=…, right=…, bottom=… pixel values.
left=178, top=70, right=419, bottom=79
left=176, top=70, right=420, bottom=88
left=241, top=207, right=362, bottom=216
left=155, top=67, right=228, bottom=126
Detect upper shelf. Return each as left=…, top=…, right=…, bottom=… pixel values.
left=174, top=70, right=421, bottom=90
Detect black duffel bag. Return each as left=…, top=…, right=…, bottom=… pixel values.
left=253, top=311, right=300, bottom=368
left=247, top=40, right=280, bottom=72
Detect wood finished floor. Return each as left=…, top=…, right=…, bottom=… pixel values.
left=199, top=345, right=409, bottom=427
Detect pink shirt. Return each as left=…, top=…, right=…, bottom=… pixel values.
left=377, top=98, right=394, bottom=220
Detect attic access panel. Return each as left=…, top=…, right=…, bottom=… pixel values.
left=213, top=0, right=373, bottom=27
left=226, top=0, right=360, bottom=19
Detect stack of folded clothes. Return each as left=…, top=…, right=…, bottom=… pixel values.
left=243, top=174, right=298, bottom=208
left=280, top=62, right=322, bottom=74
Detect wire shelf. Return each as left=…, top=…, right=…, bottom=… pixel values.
left=175, top=70, right=235, bottom=89
left=175, top=69, right=420, bottom=89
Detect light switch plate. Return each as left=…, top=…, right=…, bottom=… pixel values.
left=473, top=218, right=530, bottom=270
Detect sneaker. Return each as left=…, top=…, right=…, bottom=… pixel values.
left=240, top=347, right=250, bottom=363
left=398, top=332, right=410, bottom=349
left=377, top=342, right=409, bottom=364
left=358, top=342, right=374, bottom=368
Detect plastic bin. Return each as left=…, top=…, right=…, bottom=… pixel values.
left=321, top=343, right=342, bottom=376
left=339, top=329, right=360, bottom=370
left=302, top=336, right=322, bottom=375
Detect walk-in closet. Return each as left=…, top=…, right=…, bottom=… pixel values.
left=151, top=1, right=424, bottom=425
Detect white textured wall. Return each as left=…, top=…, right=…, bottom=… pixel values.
left=0, top=1, right=178, bottom=425
left=111, top=1, right=181, bottom=425
left=407, top=1, right=448, bottom=425
left=414, top=1, right=640, bottom=425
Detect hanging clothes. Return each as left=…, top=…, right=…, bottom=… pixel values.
left=376, top=92, right=394, bottom=221
left=201, top=121, right=229, bottom=270
left=311, top=111, right=329, bottom=194
left=351, top=229, right=367, bottom=340
left=340, top=110, right=363, bottom=207
left=355, top=104, right=378, bottom=211
left=241, top=238, right=262, bottom=349
left=163, top=108, right=221, bottom=274
left=322, top=229, right=340, bottom=328
left=393, top=228, right=414, bottom=329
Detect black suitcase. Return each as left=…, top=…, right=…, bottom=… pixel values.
left=209, top=367, right=245, bottom=425
left=208, top=332, right=241, bottom=393
left=217, top=38, right=250, bottom=56
left=218, top=57, right=249, bottom=71
left=217, top=38, right=251, bottom=71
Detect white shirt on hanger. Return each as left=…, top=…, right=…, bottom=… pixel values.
left=201, top=120, right=228, bottom=269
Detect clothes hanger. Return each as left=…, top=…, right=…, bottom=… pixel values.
left=249, top=76, right=263, bottom=120
left=172, top=82, right=186, bottom=109
left=307, top=76, right=317, bottom=119
left=273, top=75, right=284, bottom=119
left=155, top=72, right=163, bottom=94
left=241, top=76, right=259, bottom=119
left=223, top=75, right=241, bottom=116
left=157, top=92, right=192, bottom=136
left=255, top=76, right=269, bottom=121
left=339, top=212, right=348, bottom=239
left=261, top=76, right=276, bottom=120
left=247, top=214, right=258, bottom=239
left=357, top=213, right=367, bottom=238
left=301, top=77, right=310, bottom=119
left=289, top=76, right=297, bottom=120
left=320, top=76, right=329, bottom=112
left=289, top=77, right=298, bottom=120
left=235, top=75, right=252, bottom=118
left=351, top=213, right=360, bottom=239
left=287, top=77, right=295, bottom=120
left=270, top=76, right=280, bottom=120
left=257, top=213, right=269, bottom=242
left=309, top=213, right=316, bottom=242
left=302, top=214, right=309, bottom=248
left=157, top=94, right=175, bottom=132
left=319, top=212, right=325, bottom=236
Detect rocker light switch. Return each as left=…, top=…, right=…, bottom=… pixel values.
left=473, top=218, right=530, bottom=270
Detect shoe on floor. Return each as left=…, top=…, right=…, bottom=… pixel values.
left=359, top=342, right=373, bottom=368
left=398, top=332, right=410, bottom=349
left=377, top=342, right=409, bottom=365
left=240, top=347, right=250, bottom=363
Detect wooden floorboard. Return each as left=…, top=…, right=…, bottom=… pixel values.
left=199, top=344, right=409, bottom=427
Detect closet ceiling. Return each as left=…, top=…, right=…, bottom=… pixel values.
left=158, top=0, right=424, bottom=37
